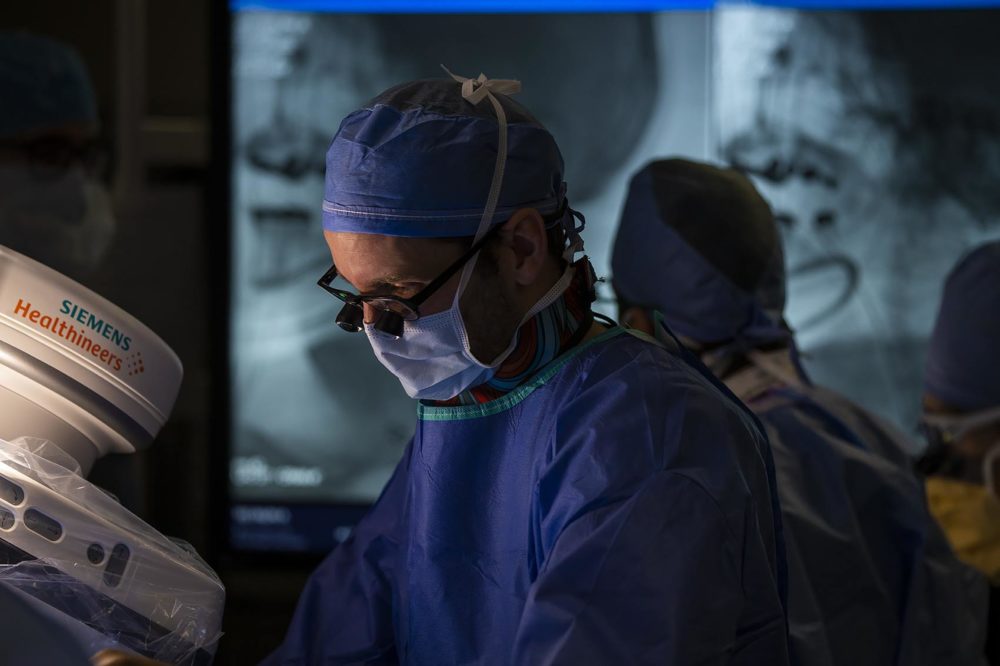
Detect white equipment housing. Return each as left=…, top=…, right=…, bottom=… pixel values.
left=0, top=245, right=223, bottom=664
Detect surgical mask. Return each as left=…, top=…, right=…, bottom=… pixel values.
left=366, top=260, right=575, bottom=401
left=0, top=164, right=115, bottom=277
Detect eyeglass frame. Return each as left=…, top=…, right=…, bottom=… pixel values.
left=317, top=201, right=571, bottom=338
left=317, top=220, right=506, bottom=336
left=919, top=404, right=1000, bottom=446
left=0, top=135, right=111, bottom=182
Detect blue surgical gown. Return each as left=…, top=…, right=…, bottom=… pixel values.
left=743, top=372, right=988, bottom=666
left=0, top=582, right=91, bottom=665
left=263, top=328, right=790, bottom=665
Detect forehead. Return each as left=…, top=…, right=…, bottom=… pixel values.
left=323, top=230, right=461, bottom=288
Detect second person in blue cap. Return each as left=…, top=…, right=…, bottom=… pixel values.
left=612, top=157, right=988, bottom=666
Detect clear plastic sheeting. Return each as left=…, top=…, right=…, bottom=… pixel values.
left=0, top=437, right=224, bottom=665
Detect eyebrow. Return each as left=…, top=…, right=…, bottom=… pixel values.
left=373, top=273, right=404, bottom=286
left=364, top=275, right=427, bottom=296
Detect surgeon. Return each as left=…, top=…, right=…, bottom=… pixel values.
left=0, top=31, right=115, bottom=280
left=263, top=74, right=791, bottom=664
left=612, top=158, right=987, bottom=666
left=918, top=241, right=1000, bottom=664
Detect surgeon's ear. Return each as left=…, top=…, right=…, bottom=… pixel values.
left=622, top=307, right=654, bottom=334
left=498, top=208, right=549, bottom=287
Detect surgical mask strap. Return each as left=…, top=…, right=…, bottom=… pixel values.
left=477, top=263, right=576, bottom=369
left=523, top=264, right=575, bottom=323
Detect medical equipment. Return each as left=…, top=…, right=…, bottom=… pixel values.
left=0, top=245, right=224, bottom=664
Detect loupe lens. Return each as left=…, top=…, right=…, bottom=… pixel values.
left=374, top=310, right=404, bottom=338
left=336, top=303, right=363, bottom=332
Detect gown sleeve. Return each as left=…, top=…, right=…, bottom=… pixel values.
left=260, top=442, right=412, bottom=666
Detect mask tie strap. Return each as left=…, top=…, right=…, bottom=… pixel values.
left=441, top=66, right=521, bottom=245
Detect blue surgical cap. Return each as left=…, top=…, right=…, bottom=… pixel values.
left=0, top=32, right=97, bottom=139
left=612, top=158, right=786, bottom=346
left=925, top=241, right=1000, bottom=412
left=323, top=78, right=566, bottom=238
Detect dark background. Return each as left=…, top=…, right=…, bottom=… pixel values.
left=4, top=3, right=1000, bottom=664
left=2, top=3, right=308, bottom=663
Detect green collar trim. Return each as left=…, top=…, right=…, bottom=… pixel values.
left=418, top=327, right=628, bottom=422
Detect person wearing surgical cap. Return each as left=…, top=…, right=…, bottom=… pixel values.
left=262, top=76, right=791, bottom=665
left=0, top=31, right=120, bottom=666
left=918, top=241, right=1000, bottom=664
left=613, top=158, right=988, bottom=666
left=0, top=31, right=114, bottom=279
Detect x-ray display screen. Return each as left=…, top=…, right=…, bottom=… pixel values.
left=228, top=5, right=1000, bottom=554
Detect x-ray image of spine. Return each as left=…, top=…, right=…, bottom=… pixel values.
left=230, top=11, right=660, bottom=503
left=714, top=7, right=1000, bottom=434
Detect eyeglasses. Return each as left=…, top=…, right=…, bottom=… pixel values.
left=918, top=404, right=1000, bottom=448
left=0, top=136, right=110, bottom=181
left=317, top=222, right=504, bottom=338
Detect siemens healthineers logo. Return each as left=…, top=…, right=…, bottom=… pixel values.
left=11, top=298, right=136, bottom=373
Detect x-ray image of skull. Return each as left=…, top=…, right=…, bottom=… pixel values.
left=715, top=7, right=1000, bottom=430
left=231, top=13, right=414, bottom=503
left=233, top=14, right=396, bottom=322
